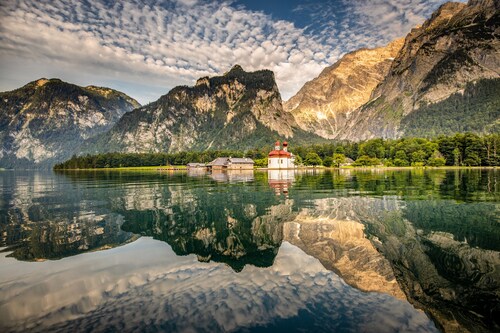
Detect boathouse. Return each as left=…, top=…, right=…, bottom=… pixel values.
left=186, top=163, right=207, bottom=169
left=207, top=157, right=255, bottom=170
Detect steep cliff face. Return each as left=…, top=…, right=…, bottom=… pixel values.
left=284, top=39, right=404, bottom=138
left=337, top=0, right=500, bottom=140
left=283, top=211, right=406, bottom=300
left=0, top=79, right=140, bottom=168
left=90, top=65, right=308, bottom=154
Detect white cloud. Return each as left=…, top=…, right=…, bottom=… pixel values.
left=0, top=0, right=463, bottom=104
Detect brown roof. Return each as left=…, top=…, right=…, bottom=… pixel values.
left=207, top=157, right=229, bottom=166
left=207, top=157, right=255, bottom=167
left=228, top=158, right=254, bottom=164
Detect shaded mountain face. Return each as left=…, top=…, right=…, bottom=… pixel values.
left=284, top=38, right=404, bottom=139
left=335, top=0, right=500, bottom=140
left=0, top=79, right=140, bottom=168
left=89, top=65, right=306, bottom=154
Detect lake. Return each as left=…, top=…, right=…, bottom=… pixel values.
left=0, top=168, right=498, bottom=333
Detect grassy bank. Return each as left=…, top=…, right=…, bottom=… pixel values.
left=57, top=165, right=187, bottom=171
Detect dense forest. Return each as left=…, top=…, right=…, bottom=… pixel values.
left=401, top=79, right=500, bottom=137
left=54, top=133, right=499, bottom=169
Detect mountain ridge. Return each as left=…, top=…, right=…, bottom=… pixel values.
left=335, top=0, right=500, bottom=140
left=0, top=78, right=140, bottom=168
left=84, top=65, right=325, bottom=155
left=283, top=38, right=405, bottom=138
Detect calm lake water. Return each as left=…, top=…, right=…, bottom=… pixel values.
left=0, top=169, right=498, bottom=333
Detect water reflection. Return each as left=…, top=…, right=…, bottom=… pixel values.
left=0, top=169, right=498, bottom=333
left=0, top=172, right=135, bottom=260
left=268, top=169, right=295, bottom=197
left=1, top=238, right=440, bottom=333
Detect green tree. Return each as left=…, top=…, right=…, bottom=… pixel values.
left=304, top=152, right=323, bottom=166
left=411, top=150, right=427, bottom=165
left=393, top=150, right=409, bottom=166
left=427, top=150, right=446, bottom=166
left=353, top=155, right=381, bottom=166
left=453, top=148, right=461, bottom=166
left=358, top=138, right=385, bottom=159
left=463, top=153, right=481, bottom=166
left=254, top=158, right=268, bottom=167
left=323, top=156, right=333, bottom=167
left=332, top=153, right=346, bottom=167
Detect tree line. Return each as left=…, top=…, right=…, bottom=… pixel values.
left=54, top=133, right=499, bottom=169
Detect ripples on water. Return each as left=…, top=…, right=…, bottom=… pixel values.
left=0, top=168, right=498, bottom=333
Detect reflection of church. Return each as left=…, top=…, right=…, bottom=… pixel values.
left=268, top=169, right=295, bottom=197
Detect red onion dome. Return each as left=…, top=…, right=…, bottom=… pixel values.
left=268, top=150, right=291, bottom=157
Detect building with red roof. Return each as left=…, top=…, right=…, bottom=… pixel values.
left=268, top=141, right=295, bottom=169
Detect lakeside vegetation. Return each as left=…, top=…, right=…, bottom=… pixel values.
left=54, top=133, right=499, bottom=169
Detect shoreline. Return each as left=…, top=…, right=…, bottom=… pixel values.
left=48, top=165, right=498, bottom=172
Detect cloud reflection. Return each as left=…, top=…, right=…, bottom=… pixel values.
left=0, top=238, right=437, bottom=333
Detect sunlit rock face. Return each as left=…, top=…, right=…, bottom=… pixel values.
left=284, top=38, right=404, bottom=139
left=89, top=65, right=302, bottom=154
left=0, top=79, right=139, bottom=168
left=281, top=196, right=406, bottom=299
left=283, top=215, right=406, bottom=300
left=0, top=238, right=438, bottom=333
left=336, top=0, right=500, bottom=140
left=279, top=190, right=500, bottom=333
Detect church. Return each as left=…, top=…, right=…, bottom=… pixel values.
left=268, top=141, right=295, bottom=169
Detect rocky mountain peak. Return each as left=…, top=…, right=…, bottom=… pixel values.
left=335, top=0, right=500, bottom=140
left=34, top=78, right=49, bottom=87
left=423, top=2, right=466, bottom=30
left=284, top=38, right=404, bottom=138
left=227, top=64, right=244, bottom=74
left=0, top=79, right=140, bottom=168
left=90, top=67, right=301, bottom=154
left=195, top=76, right=210, bottom=88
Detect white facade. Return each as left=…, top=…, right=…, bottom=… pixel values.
left=268, top=156, right=294, bottom=169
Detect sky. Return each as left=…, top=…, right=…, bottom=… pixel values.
left=0, top=0, right=462, bottom=105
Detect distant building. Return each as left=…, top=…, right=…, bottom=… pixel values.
left=186, top=163, right=207, bottom=169
left=340, top=157, right=355, bottom=167
left=207, top=157, right=255, bottom=170
left=227, top=158, right=255, bottom=170
left=268, top=141, right=295, bottom=169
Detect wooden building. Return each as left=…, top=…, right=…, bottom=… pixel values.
left=207, top=157, right=254, bottom=170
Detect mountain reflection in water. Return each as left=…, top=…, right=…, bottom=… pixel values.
left=0, top=168, right=498, bottom=333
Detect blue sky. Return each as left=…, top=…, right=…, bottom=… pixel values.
left=0, top=0, right=461, bottom=105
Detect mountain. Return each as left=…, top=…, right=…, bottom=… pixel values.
left=87, top=65, right=324, bottom=154
left=284, top=38, right=405, bottom=139
left=0, top=78, right=140, bottom=168
left=335, top=0, right=500, bottom=140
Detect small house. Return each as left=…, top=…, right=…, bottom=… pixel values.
left=207, top=157, right=255, bottom=170
left=207, top=157, right=230, bottom=170
left=227, top=158, right=254, bottom=170
left=187, top=163, right=207, bottom=169
left=340, top=157, right=355, bottom=167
